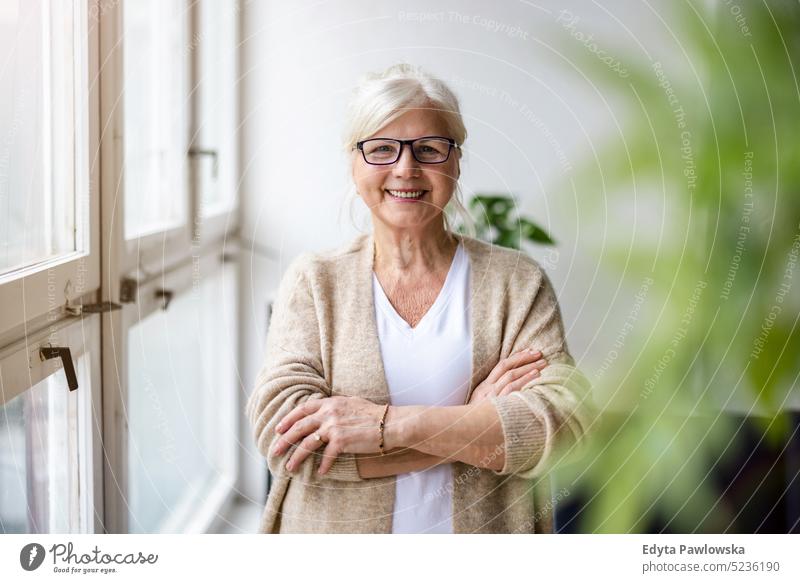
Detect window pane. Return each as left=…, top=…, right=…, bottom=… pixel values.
left=123, top=0, right=188, bottom=239
left=0, top=355, right=87, bottom=533
left=197, top=0, right=238, bottom=216
left=127, top=266, right=237, bottom=533
left=0, top=0, right=78, bottom=276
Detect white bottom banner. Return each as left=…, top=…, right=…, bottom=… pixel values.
left=1, top=534, right=797, bottom=582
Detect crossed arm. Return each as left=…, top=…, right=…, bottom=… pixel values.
left=275, top=398, right=507, bottom=478
left=270, top=347, right=549, bottom=478
left=357, top=401, right=508, bottom=478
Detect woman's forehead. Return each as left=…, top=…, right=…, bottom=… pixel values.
left=370, top=109, right=449, bottom=138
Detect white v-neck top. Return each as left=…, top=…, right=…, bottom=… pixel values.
left=372, top=242, right=472, bottom=533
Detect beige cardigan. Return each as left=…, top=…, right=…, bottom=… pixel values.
left=246, top=232, right=594, bottom=533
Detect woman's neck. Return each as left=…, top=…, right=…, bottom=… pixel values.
left=372, top=223, right=458, bottom=275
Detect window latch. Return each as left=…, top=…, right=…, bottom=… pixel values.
left=188, top=147, right=219, bottom=178
left=81, top=301, right=123, bottom=314
left=120, top=278, right=138, bottom=304
left=65, top=300, right=123, bottom=316
left=155, top=288, right=174, bottom=310
left=39, top=346, right=79, bottom=392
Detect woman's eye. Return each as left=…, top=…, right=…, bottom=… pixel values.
left=367, top=145, right=395, bottom=154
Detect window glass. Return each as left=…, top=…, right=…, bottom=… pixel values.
left=127, top=266, right=236, bottom=533
left=0, top=352, right=88, bottom=533
left=197, top=0, right=238, bottom=216
left=0, top=0, right=78, bottom=276
left=122, top=0, right=188, bottom=239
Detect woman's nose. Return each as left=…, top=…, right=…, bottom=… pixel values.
left=392, top=144, right=421, bottom=176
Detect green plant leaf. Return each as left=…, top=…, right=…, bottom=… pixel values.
left=465, top=194, right=555, bottom=250
left=519, top=218, right=555, bottom=245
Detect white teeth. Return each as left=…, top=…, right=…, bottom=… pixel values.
left=387, top=190, right=425, bottom=198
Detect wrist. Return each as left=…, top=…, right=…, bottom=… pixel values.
left=383, top=405, right=424, bottom=450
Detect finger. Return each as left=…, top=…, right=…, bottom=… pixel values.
left=286, top=433, right=326, bottom=472
left=498, top=361, right=539, bottom=387
left=487, top=349, right=542, bottom=384
left=512, top=360, right=547, bottom=380
left=276, top=399, right=324, bottom=434
left=498, top=368, right=540, bottom=396
left=274, top=416, right=321, bottom=455
left=317, top=443, right=341, bottom=475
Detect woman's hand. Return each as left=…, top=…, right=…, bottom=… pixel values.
left=468, top=348, right=547, bottom=404
left=272, top=396, right=386, bottom=475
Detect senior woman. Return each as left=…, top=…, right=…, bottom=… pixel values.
left=246, top=64, right=594, bottom=534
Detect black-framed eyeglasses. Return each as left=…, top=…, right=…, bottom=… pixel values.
left=355, top=136, right=459, bottom=165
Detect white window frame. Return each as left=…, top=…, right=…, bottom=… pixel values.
left=0, top=0, right=99, bottom=338
left=0, top=0, right=104, bottom=534
left=98, top=0, right=241, bottom=533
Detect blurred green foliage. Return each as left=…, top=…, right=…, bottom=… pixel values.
left=458, top=194, right=555, bottom=249
left=546, top=1, right=799, bottom=532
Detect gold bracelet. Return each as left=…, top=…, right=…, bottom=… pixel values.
left=378, top=403, right=390, bottom=455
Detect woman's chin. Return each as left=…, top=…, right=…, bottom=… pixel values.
left=375, top=213, right=432, bottom=231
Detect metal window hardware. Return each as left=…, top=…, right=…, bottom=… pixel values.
left=120, top=278, right=138, bottom=304
left=120, top=278, right=173, bottom=310
left=155, top=288, right=174, bottom=310
left=65, top=301, right=123, bottom=316
left=39, top=346, right=79, bottom=391
left=188, top=147, right=219, bottom=178
left=81, top=301, right=123, bottom=314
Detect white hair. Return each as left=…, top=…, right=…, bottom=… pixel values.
left=340, top=63, right=476, bottom=237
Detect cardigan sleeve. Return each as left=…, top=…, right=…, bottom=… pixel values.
left=489, top=267, right=596, bottom=480
left=245, top=254, right=364, bottom=483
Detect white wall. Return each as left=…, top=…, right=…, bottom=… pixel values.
left=237, top=0, right=690, bottom=498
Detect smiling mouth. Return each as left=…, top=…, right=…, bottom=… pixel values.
left=384, top=189, right=428, bottom=200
